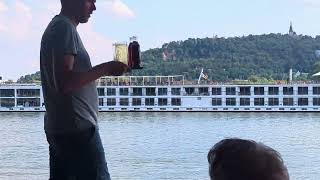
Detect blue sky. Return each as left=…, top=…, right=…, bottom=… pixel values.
left=1, top=0, right=320, bottom=80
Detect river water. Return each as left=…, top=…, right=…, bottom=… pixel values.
left=0, top=112, right=319, bottom=180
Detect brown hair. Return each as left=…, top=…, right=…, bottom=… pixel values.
left=208, top=138, right=289, bottom=180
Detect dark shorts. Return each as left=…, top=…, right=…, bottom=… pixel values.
left=46, top=127, right=111, bottom=180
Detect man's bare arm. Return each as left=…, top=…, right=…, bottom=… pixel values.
left=56, top=54, right=127, bottom=94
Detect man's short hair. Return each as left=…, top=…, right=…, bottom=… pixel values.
left=207, top=138, right=289, bottom=180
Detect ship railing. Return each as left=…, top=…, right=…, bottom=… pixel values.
left=97, top=75, right=185, bottom=86
left=183, top=92, right=199, bottom=96
left=0, top=83, right=40, bottom=87
left=182, top=92, right=211, bottom=96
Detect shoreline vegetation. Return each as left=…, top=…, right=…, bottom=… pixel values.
left=15, top=33, right=320, bottom=84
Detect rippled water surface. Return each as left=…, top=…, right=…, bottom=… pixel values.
left=0, top=112, right=319, bottom=180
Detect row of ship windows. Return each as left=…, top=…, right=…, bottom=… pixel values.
left=0, top=98, right=40, bottom=107
left=99, top=98, right=182, bottom=106
left=0, top=89, right=40, bottom=97
left=98, top=87, right=320, bottom=96
left=99, top=98, right=320, bottom=106
left=0, top=97, right=318, bottom=108
left=1, top=87, right=319, bottom=97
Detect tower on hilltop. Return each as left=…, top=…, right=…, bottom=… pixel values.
left=289, top=22, right=297, bottom=37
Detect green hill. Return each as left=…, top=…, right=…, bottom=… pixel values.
left=133, top=33, right=320, bottom=81
left=18, top=33, right=320, bottom=83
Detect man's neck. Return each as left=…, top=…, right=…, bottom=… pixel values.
left=60, top=9, right=79, bottom=27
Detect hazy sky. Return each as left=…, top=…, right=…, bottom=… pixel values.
left=1, top=0, right=320, bottom=80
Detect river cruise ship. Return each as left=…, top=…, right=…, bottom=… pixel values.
left=0, top=75, right=320, bottom=112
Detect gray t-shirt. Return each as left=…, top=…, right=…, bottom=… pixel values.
left=40, top=15, right=98, bottom=134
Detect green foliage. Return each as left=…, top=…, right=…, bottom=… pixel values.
left=17, top=71, right=41, bottom=84
left=131, top=34, right=320, bottom=81
left=312, top=61, right=320, bottom=74
left=20, top=34, right=320, bottom=83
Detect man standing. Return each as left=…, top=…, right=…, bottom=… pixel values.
left=40, top=0, right=127, bottom=179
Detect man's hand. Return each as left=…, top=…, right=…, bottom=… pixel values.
left=104, top=61, right=128, bottom=76
left=55, top=58, right=128, bottom=94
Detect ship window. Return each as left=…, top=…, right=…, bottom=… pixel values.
left=107, top=98, right=116, bottom=106
left=298, top=98, right=308, bottom=106
left=107, top=88, right=116, bottom=96
left=160, top=108, right=166, bottom=111
left=212, top=88, right=222, bottom=95
left=185, top=88, right=195, bottom=95
left=121, top=108, right=127, bottom=110
left=254, top=98, right=264, bottom=106
left=226, top=87, right=236, bottom=95
left=283, top=98, right=294, bottom=106
left=0, top=89, right=15, bottom=97
left=17, top=98, right=40, bottom=107
left=158, top=98, right=168, bottom=106
left=146, top=88, right=156, bottom=96
left=99, top=98, right=104, bottom=106
left=279, top=108, right=285, bottom=111
left=298, top=87, right=308, bottom=95
left=97, top=88, right=105, bottom=96
left=212, top=98, right=222, bottom=106
left=132, top=98, right=142, bottom=106
left=268, top=87, right=279, bottom=95
left=268, top=98, right=279, bottom=106
left=173, top=108, right=179, bottom=111
left=147, top=108, right=153, bottom=110
left=171, top=98, right=181, bottom=106
left=158, top=88, right=168, bottom=96
left=283, top=87, right=293, bottom=95
left=254, top=87, right=264, bottom=95
left=313, top=98, right=320, bottom=106
left=145, top=98, right=155, bottom=106
left=239, top=87, right=251, bottom=96
left=120, top=98, right=129, bottom=106
left=240, top=98, right=250, bottom=106
left=226, top=98, right=236, bottom=106
left=119, top=88, right=129, bottom=96
left=16, top=89, right=40, bottom=97
left=199, top=87, right=209, bottom=96
left=313, top=87, right=320, bottom=95
left=171, top=88, right=181, bottom=95
left=0, top=98, right=15, bottom=107
left=133, top=88, right=143, bottom=96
